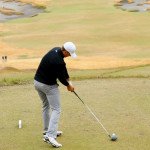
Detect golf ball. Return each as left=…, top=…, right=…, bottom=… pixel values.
left=111, top=133, right=117, bottom=141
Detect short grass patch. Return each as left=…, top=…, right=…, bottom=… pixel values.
left=0, top=78, right=150, bottom=150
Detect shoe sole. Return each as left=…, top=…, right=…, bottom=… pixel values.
left=50, top=142, right=61, bottom=148
left=43, top=132, right=62, bottom=142
left=43, top=138, right=62, bottom=148
left=47, top=140, right=62, bottom=148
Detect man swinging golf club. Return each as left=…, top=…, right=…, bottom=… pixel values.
left=34, top=42, right=77, bottom=148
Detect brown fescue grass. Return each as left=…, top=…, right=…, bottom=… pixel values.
left=0, top=67, right=20, bottom=73
left=114, top=0, right=123, bottom=6
left=0, top=56, right=150, bottom=70
left=146, top=7, right=150, bottom=11
left=127, top=0, right=134, bottom=4
left=114, top=0, right=123, bottom=2
left=3, top=0, right=49, bottom=8
left=0, top=42, right=35, bottom=58
left=17, top=0, right=50, bottom=8
left=144, top=1, right=150, bottom=4
left=0, top=0, right=150, bottom=70
left=0, top=7, right=23, bottom=16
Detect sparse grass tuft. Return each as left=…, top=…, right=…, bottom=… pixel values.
left=0, top=70, right=34, bottom=86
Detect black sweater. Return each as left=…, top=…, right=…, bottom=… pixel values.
left=34, top=47, right=69, bottom=86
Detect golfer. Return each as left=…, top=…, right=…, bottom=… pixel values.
left=34, top=42, right=77, bottom=148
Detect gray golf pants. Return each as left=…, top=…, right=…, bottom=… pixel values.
left=34, top=80, right=61, bottom=138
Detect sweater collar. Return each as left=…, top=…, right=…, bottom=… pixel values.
left=58, top=48, right=64, bottom=58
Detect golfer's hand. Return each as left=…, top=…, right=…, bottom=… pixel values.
left=67, top=84, right=74, bottom=92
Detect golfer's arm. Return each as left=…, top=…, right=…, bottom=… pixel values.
left=57, top=65, right=70, bottom=86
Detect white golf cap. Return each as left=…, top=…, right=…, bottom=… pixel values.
left=63, top=42, right=77, bottom=58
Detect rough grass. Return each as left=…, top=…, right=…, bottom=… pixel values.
left=0, top=64, right=150, bottom=86
left=0, top=78, right=150, bottom=150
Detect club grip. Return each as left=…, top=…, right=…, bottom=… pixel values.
left=73, top=91, right=85, bottom=104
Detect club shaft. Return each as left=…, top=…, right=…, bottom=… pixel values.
left=85, top=104, right=110, bottom=136
left=73, top=91, right=110, bottom=136
left=73, top=91, right=85, bottom=104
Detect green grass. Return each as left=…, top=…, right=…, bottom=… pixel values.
left=0, top=64, right=150, bottom=86
left=0, top=78, right=150, bottom=150
left=100, top=64, right=150, bottom=78
left=0, top=70, right=34, bottom=86
left=1, top=64, right=150, bottom=85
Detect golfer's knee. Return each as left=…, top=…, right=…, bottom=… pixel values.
left=56, top=108, right=61, bottom=114
left=52, top=107, right=61, bottom=114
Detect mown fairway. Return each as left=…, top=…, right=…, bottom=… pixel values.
left=0, top=0, right=150, bottom=69
left=0, top=78, right=150, bottom=150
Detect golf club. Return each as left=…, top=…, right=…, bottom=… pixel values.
left=73, top=91, right=117, bottom=141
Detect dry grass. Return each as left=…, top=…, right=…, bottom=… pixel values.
left=0, top=0, right=150, bottom=70
left=146, top=7, right=150, bottom=11
left=114, top=0, right=122, bottom=6
left=127, top=0, right=134, bottom=4
left=17, top=0, right=50, bottom=7
left=0, top=42, right=34, bottom=57
left=114, top=0, right=123, bottom=2
left=0, top=56, right=150, bottom=70
left=65, top=56, right=150, bottom=70
left=2, top=0, right=50, bottom=8
left=3, top=0, right=14, bottom=2
left=144, top=1, right=150, bottom=4
left=0, top=7, right=23, bottom=15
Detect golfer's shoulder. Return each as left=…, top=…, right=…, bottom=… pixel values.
left=50, top=47, right=65, bottom=65
left=44, top=47, right=60, bottom=59
left=47, top=47, right=61, bottom=56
